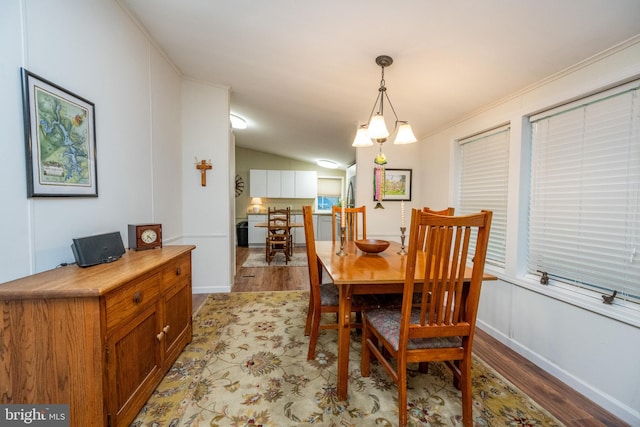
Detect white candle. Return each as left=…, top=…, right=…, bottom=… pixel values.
left=401, top=201, right=405, bottom=227
left=341, top=203, right=346, bottom=228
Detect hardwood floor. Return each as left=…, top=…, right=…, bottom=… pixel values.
left=192, top=246, right=628, bottom=427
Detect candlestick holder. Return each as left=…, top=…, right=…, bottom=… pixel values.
left=398, top=226, right=407, bottom=255
left=336, top=226, right=347, bottom=256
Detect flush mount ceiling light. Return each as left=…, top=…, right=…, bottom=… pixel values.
left=230, top=113, right=248, bottom=130
left=351, top=55, right=417, bottom=148
left=317, top=159, right=339, bottom=169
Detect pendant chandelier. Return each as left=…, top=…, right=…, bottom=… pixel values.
left=352, top=55, right=417, bottom=148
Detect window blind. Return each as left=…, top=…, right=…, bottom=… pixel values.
left=458, top=125, right=510, bottom=267
left=528, top=81, right=640, bottom=303
left=317, top=177, right=342, bottom=196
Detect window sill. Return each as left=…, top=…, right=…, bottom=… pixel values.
left=484, top=265, right=640, bottom=328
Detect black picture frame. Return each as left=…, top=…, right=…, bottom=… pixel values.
left=21, top=68, right=98, bottom=197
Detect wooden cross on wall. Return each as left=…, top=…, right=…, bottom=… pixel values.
left=196, top=159, right=213, bottom=186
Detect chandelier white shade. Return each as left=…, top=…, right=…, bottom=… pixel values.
left=367, top=114, right=390, bottom=140
left=352, top=55, right=417, bottom=147
left=394, top=121, right=417, bottom=144
left=352, top=125, right=374, bottom=147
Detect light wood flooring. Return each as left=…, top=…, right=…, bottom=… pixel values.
left=192, top=247, right=628, bottom=427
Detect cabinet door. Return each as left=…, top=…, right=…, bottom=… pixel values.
left=281, top=170, right=295, bottom=198
left=248, top=215, right=267, bottom=246
left=295, top=171, right=317, bottom=198
left=249, top=169, right=267, bottom=197
left=163, top=280, right=192, bottom=366
left=107, top=303, right=163, bottom=427
left=266, top=170, right=281, bottom=197
left=293, top=214, right=317, bottom=245
left=317, top=215, right=334, bottom=241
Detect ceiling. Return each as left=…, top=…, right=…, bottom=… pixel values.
left=119, top=0, right=640, bottom=169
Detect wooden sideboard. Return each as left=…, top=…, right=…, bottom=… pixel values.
left=0, top=245, right=196, bottom=427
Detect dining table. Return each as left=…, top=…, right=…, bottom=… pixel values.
left=314, top=239, right=497, bottom=401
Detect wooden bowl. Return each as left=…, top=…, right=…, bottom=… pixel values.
left=355, top=239, right=390, bottom=254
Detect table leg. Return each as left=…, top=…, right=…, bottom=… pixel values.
left=337, top=284, right=352, bottom=400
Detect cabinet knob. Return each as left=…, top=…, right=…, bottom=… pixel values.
left=163, top=325, right=170, bottom=334
left=175, top=267, right=181, bottom=276
left=156, top=331, right=165, bottom=341
left=133, top=291, right=143, bottom=304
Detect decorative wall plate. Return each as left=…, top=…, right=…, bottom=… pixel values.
left=235, top=174, right=244, bottom=197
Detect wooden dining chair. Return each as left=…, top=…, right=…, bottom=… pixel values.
left=361, top=208, right=492, bottom=427
left=417, top=206, right=455, bottom=250
left=265, top=206, right=292, bottom=264
left=331, top=205, right=366, bottom=242
left=302, top=205, right=380, bottom=360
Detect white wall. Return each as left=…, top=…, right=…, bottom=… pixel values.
left=0, top=0, right=233, bottom=294
left=180, top=80, right=232, bottom=293
left=354, top=142, right=422, bottom=242
left=416, top=38, right=640, bottom=425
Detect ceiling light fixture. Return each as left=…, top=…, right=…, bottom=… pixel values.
left=351, top=55, right=417, bottom=148
left=317, top=159, right=338, bottom=169
left=230, top=113, right=248, bottom=130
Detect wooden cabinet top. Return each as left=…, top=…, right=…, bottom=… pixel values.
left=0, top=245, right=195, bottom=300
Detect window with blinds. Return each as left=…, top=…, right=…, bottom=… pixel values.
left=528, top=80, right=640, bottom=304
left=316, top=177, right=343, bottom=212
left=458, top=126, right=510, bottom=267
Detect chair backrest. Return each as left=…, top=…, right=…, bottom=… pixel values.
left=401, top=209, right=492, bottom=347
left=302, top=205, right=321, bottom=297
left=417, top=206, right=455, bottom=250
left=267, top=206, right=290, bottom=236
left=331, top=205, right=367, bottom=241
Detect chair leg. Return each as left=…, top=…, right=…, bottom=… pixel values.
left=397, top=356, right=408, bottom=427
left=361, top=318, right=371, bottom=377
left=304, top=291, right=313, bottom=336
left=306, top=306, right=322, bottom=360
left=460, top=357, right=473, bottom=427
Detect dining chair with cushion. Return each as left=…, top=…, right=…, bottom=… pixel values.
left=361, top=208, right=492, bottom=427
left=331, top=205, right=366, bottom=242
left=302, top=205, right=380, bottom=360
left=265, top=206, right=292, bottom=264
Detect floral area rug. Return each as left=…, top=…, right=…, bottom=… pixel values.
left=241, top=252, right=307, bottom=268
left=132, top=291, right=562, bottom=426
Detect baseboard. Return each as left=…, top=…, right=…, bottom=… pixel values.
left=476, top=320, right=639, bottom=426
left=193, top=285, right=230, bottom=294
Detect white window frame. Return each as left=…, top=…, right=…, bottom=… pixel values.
left=527, top=80, right=640, bottom=306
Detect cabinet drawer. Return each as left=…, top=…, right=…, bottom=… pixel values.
left=161, top=253, right=191, bottom=292
left=105, top=273, right=160, bottom=331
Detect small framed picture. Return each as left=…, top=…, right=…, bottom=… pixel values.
left=374, top=168, right=412, bottom=201
left=21, top=68, right=98, bottom=197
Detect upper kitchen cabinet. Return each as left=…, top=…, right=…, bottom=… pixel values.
left=249, top=169, right=317, bottom=198
left=266, top=170, right=282, bottom=197
left=249, top=169, right=268, bottom=197
left=294, top=170, right=317, bottom=198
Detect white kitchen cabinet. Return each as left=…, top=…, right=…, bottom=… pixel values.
left=295, top=170, right=317, bottom=198
left=316, top=215, right=334, bottom=241
left=248, top=214, right=267, bottom=247
left=249, top=170, right=267, bottom=197
left=249, top=169, right=318, bottom=199
left=281, top=170, right=295, bottom=198
left=292, top=214, right=318, bottom=246
left=266, top=170, right=281, bottom=197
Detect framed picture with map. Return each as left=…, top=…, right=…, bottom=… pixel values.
left=21, top=68, right=98, bottom=197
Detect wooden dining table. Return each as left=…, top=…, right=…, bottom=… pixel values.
left=315, top=239, right=497, bottom=401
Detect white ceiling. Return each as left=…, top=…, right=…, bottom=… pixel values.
left=119, top=0, right=640, bottom=169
